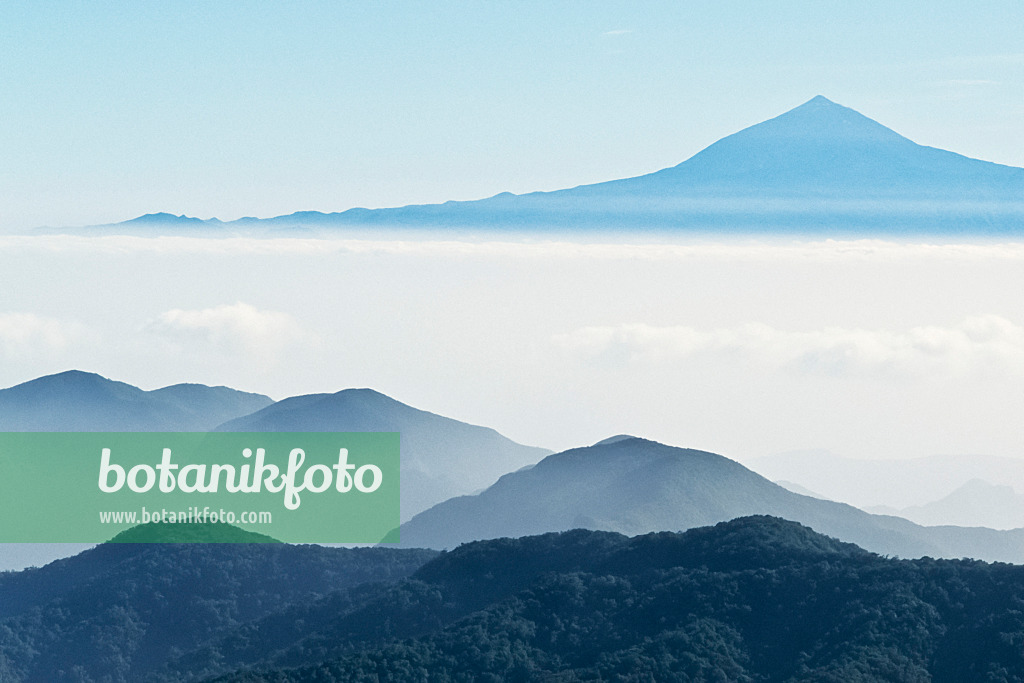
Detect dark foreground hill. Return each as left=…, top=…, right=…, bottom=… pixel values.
left=399, top=437, right=1024, bottom=563
left=183, top=517, right=1024, bottom=682
left=4, top=518, right=1023, bottom=681
left=0, top=535, right=437, bottom=682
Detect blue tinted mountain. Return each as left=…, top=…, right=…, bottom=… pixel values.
left=122, top=212, right=215, bottom=226
left=214, top=388, right=550, bottom=520
left=0, top=371, right=276, bottom=572
left=398, top=437, right=1024, bottom=563
left=0, top=370, right=272, bottom=431
left=752, top=449, right=1024, bottom=510
left=85, top=96, right=1024, bottom=236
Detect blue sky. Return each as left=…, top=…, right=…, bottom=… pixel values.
left=1, top=1, right=1022, bottom=230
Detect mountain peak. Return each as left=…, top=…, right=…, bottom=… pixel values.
left=719, top=95, right=910, bottom=147
left=786, top=94, right=872, bottom=120
left=593, top=434, right=641, bottom=446
left=0, top=371, right=272, bottom=432
left=118, top=213, right=217, bottom=227
left=11, top=369, right=130, bottom=393
left=332, top=387, right=393, bottom=401
left=612, top=94, right=937, bottom=201
left=800, top=94, right=839, bottom=107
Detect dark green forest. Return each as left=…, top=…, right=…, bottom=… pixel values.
left=2, top=517, right=1023, bottom=682
left=0, top=536, right=436, bottom=682
left=207, top=517, right=1024, bottom=682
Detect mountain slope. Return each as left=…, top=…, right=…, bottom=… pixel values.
left=398, top=437, right=1024, bottom=562
left=214, top=388, right=550, bottom=520
left=580, top=95, right=1024, bottom=200
left=0, top=370, right=273, bottom=431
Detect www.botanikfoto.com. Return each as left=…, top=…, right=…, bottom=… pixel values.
left=98, top=507, right=272, bottom=525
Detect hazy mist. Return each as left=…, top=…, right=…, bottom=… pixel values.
left=2, top=234, right=1021, bottom=488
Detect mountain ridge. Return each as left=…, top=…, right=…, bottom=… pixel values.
left=0, top=369, right=273, bottom=431
left=186, top=518, right=1024, bottom=682
left=397, top=436, right=1024, bottom=563
left=216, top=387, right=551, bottom=520
left=64, top=96, right=1024, bottom=236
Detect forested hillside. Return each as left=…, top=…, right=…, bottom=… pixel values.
left=190, top=517, right=1024, bottom=682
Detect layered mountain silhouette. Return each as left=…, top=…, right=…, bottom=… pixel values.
left=868, top=479, right=1024, bottom=530
left=75, top=96, right=1024, bottom=236
left=0, top=370, right=272, bottom=431
left=0, top=371, right=549, bottom=522
left=216, top=388, right=550, bottom=520
left=398, top=437, right=1024, bottom=563
left=753, top=448, right=1024, bottom=511
left=0, top=370, right=278, bottom=571
left=0, top=371, right=547, bottom=570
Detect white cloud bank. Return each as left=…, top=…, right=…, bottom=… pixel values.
left=5, top=235, right=1024, bottom=263
left=553, top=315, right=1024, bottom=378
left=0, top=312, right=91, bottom=360
left=145, top=302, right=318, bottom=364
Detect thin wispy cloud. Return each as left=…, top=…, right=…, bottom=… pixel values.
left=553, top=316, right=1024, bottom=379
left=601, top=29, right=633, bottom=37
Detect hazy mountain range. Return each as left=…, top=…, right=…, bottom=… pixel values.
left=0, top=371, right=547, bottom=571
left=215, top=387, right=550, bottom=519
left=3, top=371, right=1024, bottom=569
left=867, top=479, right=1024, bottom=530
left=398, top=436, right=1024, bottom=563
left=52, top=96, right=1024, bottom=236
left=0, top=370, right=272, bottom=432
left=4, top=371, right=1024, bottom=679
left=752, top=448, right=1024, bottom=511
left=0, top=371, right=547, bottom=523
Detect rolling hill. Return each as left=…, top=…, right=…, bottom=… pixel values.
left=0, top=371, right=278, bottom=572
left=398, top=437, right=1024, bottom=563
left=0, top=370, right=272, bottom=431
left=166, top=518, right=1024, bottom=682
left=0, top=536, right=436, bottom=683
left=214, top=388, right=550, bottom=520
